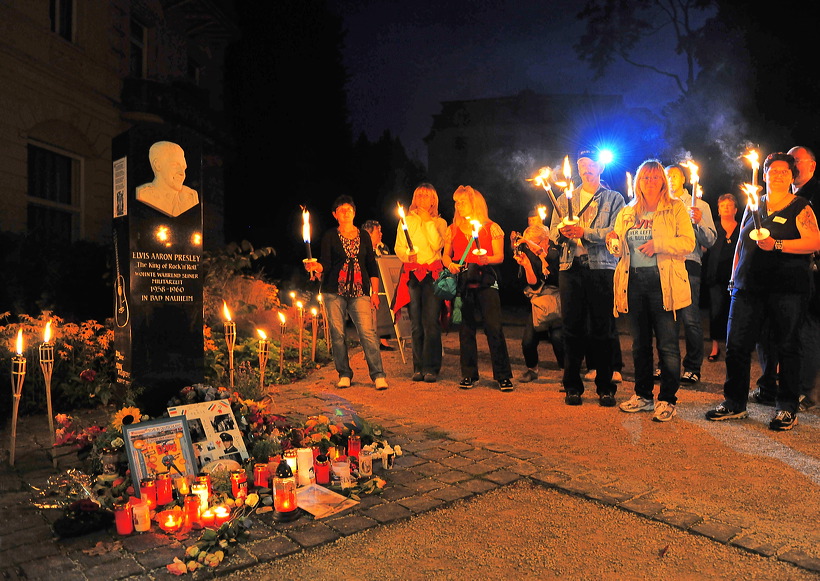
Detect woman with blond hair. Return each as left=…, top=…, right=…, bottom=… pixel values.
left=394, top=183, right=448, bottom=382
left=442, top=185, right=513, bottom=391
left=606, top=160, right=695, bottom=421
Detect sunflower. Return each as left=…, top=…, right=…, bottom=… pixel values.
left=110, top=406, right=143, bottom=432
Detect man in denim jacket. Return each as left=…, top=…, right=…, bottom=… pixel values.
left=549, top=149, right=626, bottom=406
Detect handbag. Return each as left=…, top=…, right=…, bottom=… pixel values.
left=433, top=237, right=474, bottom=300
left=524, top=283, right=561, bottom=331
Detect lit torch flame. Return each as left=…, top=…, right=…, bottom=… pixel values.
left=278, top=311, right=286, bottom=326
left=222, top=301, right=232, bottom=321
left=537, top=205, right=547, bottom=222
left=44, top=320, right=52, bottom=344
left=301, top=207, right=311, bottom=243
left=682, top=160, right=701, bottom=205
left=15, top=329, right=23, bottom=355
left=257, top=329, right=267, bottom=340
left=742, top=183, right=760, bottom=211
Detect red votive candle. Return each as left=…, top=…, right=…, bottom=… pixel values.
left=253, top=463, right=270, bottom=488
left=213, top=505, right=231, bottom=526
left=140, top=478, right=157, bottom=509
left=113, top=502, right=133, bottom=535
left=230, top=470, right=248, bottom=499
left=183, top=494, right=201, bottom=528
left=200, top=508, right=215, bottom=527
left=156, top=473, right=173, bottom=506
left=314, top=455, right=330, bottom=485
left=347, top=434, right=361, bottom=459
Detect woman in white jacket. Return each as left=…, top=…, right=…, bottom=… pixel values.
left=606, top=159, right=695, bottom=422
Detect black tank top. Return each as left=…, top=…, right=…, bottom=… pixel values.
left=734, top=196, right=814, bottom=293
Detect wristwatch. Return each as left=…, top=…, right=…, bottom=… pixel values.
left=774, top=239, right=783, bottom=252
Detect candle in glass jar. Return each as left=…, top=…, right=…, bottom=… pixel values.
left=196, top=473, right=212, bottom=498
left=253, top=463, right=270, bottom=488
left=314, top=455, right=330, bottom=484
left=158, top=510, right=183, bottom=533
left=359, top=450, right=373, bottom=477
left=114, top=502, right=134, bottom=535
left=213, top=505, right=231, bottom=526
left=230, top=470, right=248, bottom=499
left=347, top=433, right=361, bottom=459
left=140, top=478, right=157, bottom=509
left=200, top=508, right=215, bottom=527
left=132, top=499, right=151, bottom=532
left=191, top=482, right=209, bottom=512
left=156, top=473, right=173, bottom=506
left=183, top=494, right=201, bottom=528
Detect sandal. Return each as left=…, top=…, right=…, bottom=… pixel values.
left=708, top=349, right=720, bottom=362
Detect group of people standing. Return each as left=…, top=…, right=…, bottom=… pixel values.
left=304, top=146, right=820, bottom=432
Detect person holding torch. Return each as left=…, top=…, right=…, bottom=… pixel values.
left=303, top=195, right=388, bottom=390
left=706, top=152, right=820, bottom=430
left=549, top=149, right=625, bottom=406
left=393, top=183, right=448, bottom=382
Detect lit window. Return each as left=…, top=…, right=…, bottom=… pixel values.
left=27, top=143, right=82, bottom=244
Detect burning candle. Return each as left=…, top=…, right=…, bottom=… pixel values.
left=273, top=459, right=299, bottom=521
left=470, top=219, right=487, bottom=256
left=230, top=469, right=248, bottom=500
left=310, top=307, right=318, bottom=362
left=200, top=508, right=215, bottom=527
left=742, top=183, right=770, bottom=241
left=682, top=160, right=701, bottom=208
left=347, top=433, right=361, bottom=460
left=314, top=455, right=330, bottom=484
left=196, top=473, right=212, bottom=498
left=278, top=311, right=286, bottom=376
left=257, top=329, right=269, bottom=389
left=158, top=510, right=183, bottom=533
left=531, top=167, right=563, bottom=219
left=296, top=301, right=304, bottom=367
left=397, top=202, right=415, bottom=252
left=562, top=156, right=578, bottom=224
left=39, top=320, right=57, bottom=467
left=140, top=478, right=157, bottom=509
left=191, top=482, right=209, bottom=512
left=9, top=329, right=26, bottom=466
left=222, top=301, right=236, bottom=388
left=744, top=149, right=760, bottom=188
left=213, top=505, right=231, bottom=526
left=301, top=206, right=315, bottom=262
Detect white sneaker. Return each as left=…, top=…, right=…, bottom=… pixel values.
left=374, top=377, right=388, bottom=390
left=337, top=377, right=351, bottom=388
left=619, top=395, right=654, bottom=413
left=653, top=400, right=677, bottom=422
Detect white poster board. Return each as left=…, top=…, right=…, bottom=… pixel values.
left=167, top=400, right=249, bottom=470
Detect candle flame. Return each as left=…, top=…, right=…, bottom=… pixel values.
left=257, top=329, right=267, bottom=340
left=317, top=293, right=323, bottom=303
left=44, top=320, right=52, bottom=343
left=743, top=149, right=760, bottom=171
left=470, top=219, right=482, bottom=239
left=301, top=206, right=311, bottom=243
left=15, top=329, right=23, bottom=355
left=222, top=301, right=232, bottom=321
left=397, top=202, right=407, bottom=221
left=742, top=183, right=760, bottom=210
left=278, top=311, right=286, bottom=325
left=310, top=307, right=318, bottom=316
left=537, top=205, right=547, bottom=221
left=562, top=156, right=572, bottom=180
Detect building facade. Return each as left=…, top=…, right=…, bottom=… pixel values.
left=0, top=0, right=237, bottom=248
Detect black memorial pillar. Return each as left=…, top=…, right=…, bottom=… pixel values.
left=112, top=125, right=205, bottom=415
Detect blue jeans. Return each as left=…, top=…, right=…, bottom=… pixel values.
left=324, top=293, right=385, bottom=381
left=723, top=289, right=807, bottom=413
left=559, top=264, right=616, bottom=395
left=627, top=268, right=681, bottom=404
left=408, top=273, right=443, bottom=375
left=678, top=272, right=703, bottom=374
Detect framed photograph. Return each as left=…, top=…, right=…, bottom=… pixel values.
left=122, top=417, right=197, bottom=498
left=167, top=400, right=249, bottom=470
